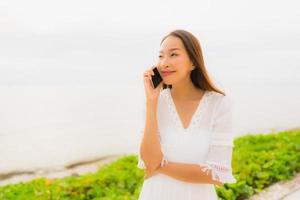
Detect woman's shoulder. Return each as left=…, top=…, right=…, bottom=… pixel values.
left=208, top=90, right=231, bottom=99
left=206, top=90, right=232, bottom=108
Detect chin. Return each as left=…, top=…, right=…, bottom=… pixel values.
left=162, top=80, right=172, bottom=85
left=163, top=77, right=179, bottom=85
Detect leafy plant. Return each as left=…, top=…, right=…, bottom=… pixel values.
left=0, top=129, right=299, bottom=200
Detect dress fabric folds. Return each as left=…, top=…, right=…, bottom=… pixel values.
left=137, top=88, right=237, bottom=200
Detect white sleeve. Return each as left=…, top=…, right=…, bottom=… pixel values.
left=137, top=105, right=146, bottom=169
left=198, top=95, right=237, bottom=184
left=137, top=104, right=168, bottom=169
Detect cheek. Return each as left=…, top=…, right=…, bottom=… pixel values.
left=173, top=57, right=190, bottom=72
left=174, top=56, right=185, bottom=64
left=171, top=56, right=185, bottom=69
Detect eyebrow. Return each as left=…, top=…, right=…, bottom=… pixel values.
left=159, top=48, right=181, bottom=53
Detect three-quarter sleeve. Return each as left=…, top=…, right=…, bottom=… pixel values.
left=199, top=95, right=237, bottom=184
left=137, top=104, right=168, bottom=169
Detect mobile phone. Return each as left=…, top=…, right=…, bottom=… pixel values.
left=151, top=67, right=163, bottom=88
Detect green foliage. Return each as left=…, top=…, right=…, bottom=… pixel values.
left=215, top=129, right=300, bottom=200
left=0, top=129, right=299, bottom=200
left=0, top=156, right=144, bottom=200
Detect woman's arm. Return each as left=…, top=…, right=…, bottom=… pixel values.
left=139, top=100, right=164, bottom=172
left=155, top=161, right=223, bottom=186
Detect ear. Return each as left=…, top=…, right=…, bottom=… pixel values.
left=190, top=60, right=196, bottom=70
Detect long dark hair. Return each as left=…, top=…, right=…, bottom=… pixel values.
left=160, top=29, right=226, bottom=96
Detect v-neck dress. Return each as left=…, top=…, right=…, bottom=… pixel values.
left=136, top=88, right=237, bottom=200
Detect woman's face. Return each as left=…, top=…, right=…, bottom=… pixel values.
left=157, top=36, right=194, bottom=85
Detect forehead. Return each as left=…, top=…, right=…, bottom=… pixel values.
left=159, top=36, right=184, bottom=53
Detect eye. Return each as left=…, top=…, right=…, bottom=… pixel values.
left=158, top=53, right=177, bottom=58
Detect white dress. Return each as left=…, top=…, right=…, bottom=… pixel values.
left=136, top=87, right=237, bottom=200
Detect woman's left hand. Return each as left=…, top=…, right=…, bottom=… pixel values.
left=144, top=168, right=160, bottom=180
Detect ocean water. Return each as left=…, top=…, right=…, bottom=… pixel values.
left=0, top=84, right=144, bottom=172
left=0, top=31, right=299, bottom=173
left=0, top=77, right=299, bottom=173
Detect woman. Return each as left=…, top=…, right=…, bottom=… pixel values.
left=137, top=29, right=237, bottom=200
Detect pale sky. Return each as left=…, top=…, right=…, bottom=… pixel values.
left=0, top=0, right=299, bottom=85
left=0, top=0, right=298, bottom=34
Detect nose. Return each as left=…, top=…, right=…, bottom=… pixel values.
left=157, top=57, right=170, bottom=69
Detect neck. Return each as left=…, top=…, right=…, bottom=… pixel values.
left=170, top=76, right=204, bottom=100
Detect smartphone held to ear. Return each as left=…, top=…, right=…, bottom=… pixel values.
left=151, top=67, right=163, bottom=88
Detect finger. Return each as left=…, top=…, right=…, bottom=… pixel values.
left=143, top=72, right=150, bottom=77
left=148, top=66, right=155, bottom=75
left=145, top=76, right=152, bottom=88
left=144, top=73, right=152, bottom=81
left=147, top=75, right=152, bottom=84
left=144, top=71, right=153, bottom=78
left=149, top=70, right=155, bottom=76
left=150, top=67, right=155, bottom=75
left=143, top=74, right=150, bottom=80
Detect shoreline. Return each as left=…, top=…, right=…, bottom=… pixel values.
left=1, top=127, right=299, bottom=187
left=0, top=153, right=125, bottom=187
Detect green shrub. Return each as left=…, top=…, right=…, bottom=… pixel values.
left=0, top=129, right=299, bottom=200
left=215, top=129, right=300, bottom=200
left=0, top=156, right=144, bottom=200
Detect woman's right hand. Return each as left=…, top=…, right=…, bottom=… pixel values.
left=143, top=65, right=163, bottom=103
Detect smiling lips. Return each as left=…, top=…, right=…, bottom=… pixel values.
left=161, top=71, right=176, bottom=77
